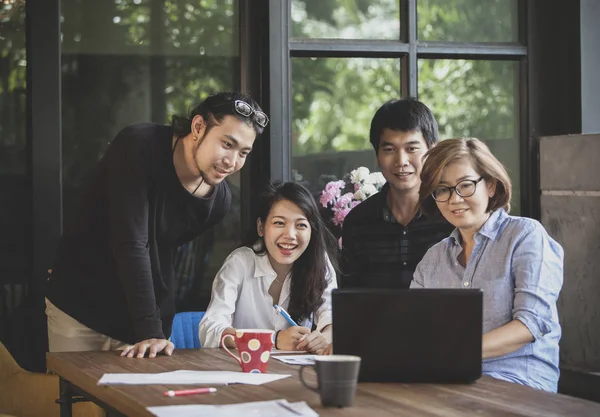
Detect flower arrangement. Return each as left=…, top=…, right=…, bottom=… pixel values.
left=320, top=167, right=386, bottom=229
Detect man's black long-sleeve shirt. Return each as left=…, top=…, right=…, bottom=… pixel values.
left=340, top=184, right=454, bottom=289
left=47, top=123, right=230, bottom=344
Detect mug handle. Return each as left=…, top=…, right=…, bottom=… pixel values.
left=220, top=334, right=241, bottom=365
left=299, top=365, right=319, bottom=393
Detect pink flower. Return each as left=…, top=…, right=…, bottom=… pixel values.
left=320, top=190, right=336, bottom=208
left=319, top=167, right=385, bottom=229
left=334, top=192, right=354, bottom=210
left=325, top=180, right=345, bottom=195
left=320, top=180, right=346, bottom=208
left=332, top=207, right=350, bottom=226
left=338, top=236, right=343, bottom=249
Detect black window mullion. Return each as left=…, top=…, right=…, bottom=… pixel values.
left=518, top=0, right=528, bottom=46
left=239, top=0, right=270, bottom=238
left=269, top=0, right=291, bottom=182
left=28, top=0, right=62, bottom=296
left=519, top=1, right=534, bottom=219
left=519, top=57, right=533, bottom=219
left=417, top=43, right=527, bottom=58
left=407, top=0, right=418, bottom=97
left=289, top=39, right=409, bottom=56
left=26, top=0, right=62, bottom=371
left=399, top=0, right=408, bottom=97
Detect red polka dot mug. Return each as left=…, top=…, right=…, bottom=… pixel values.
left=220, top=329, right=275, bottom=373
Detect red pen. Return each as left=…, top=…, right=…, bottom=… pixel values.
left=164, top=387, right=217, bottom=397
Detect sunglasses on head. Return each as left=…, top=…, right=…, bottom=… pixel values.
left=213, top=100, right=269, bottom=128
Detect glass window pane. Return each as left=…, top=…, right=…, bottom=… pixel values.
left=61, top=0, right=239, bottom=310
left=0, top=2, right=28, bottom=312
left=418, top=59, right=520, bottom=213
left=418, top=0, right=519, bottom=42
left=291, top=57, right=400, bottom=195
left=291, top=0, right=400, bottom=40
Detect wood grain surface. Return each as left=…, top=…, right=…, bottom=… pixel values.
left=47, top=349, right=600, bottom=417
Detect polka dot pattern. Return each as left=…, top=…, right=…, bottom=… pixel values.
left=224, top=329, right=274, bottom=374
left=248, top=339, right=260, bottom=351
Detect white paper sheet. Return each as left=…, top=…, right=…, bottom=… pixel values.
left=271, top=349, right=307, bottom=355
left=97, top=370, right=290, bottom=386
left=272, top=355, right=317, bottom=365
left=147, top=399, right=319, bottom=417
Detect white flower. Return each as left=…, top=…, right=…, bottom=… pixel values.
left=350, top=166, right=370, bottom=184
left=365, top=172, right=377, bottom=185
left=361, top=183, right=377, bottom=197
left=353, top=189, right=367, bottom=201
left=368, top=171, right=386, bottom=188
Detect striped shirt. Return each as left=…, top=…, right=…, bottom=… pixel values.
left=340, top=184, right=453, bottom=289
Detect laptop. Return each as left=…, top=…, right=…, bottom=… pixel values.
left=332, top=288, right=483, bottom=383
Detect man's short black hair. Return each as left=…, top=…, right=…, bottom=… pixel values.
left=369, top=98, right=439, bottom=152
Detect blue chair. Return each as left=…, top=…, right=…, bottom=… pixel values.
left=170, top=311, right=205, bottom=349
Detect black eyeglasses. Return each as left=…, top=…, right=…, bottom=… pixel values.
left=431, top=177, right=484, bottom=202
left=213, top=100, right=269, bottom=128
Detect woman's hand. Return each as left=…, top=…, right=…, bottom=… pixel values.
left=318, top=343, right=333, bottom=356
left=482, top=320, right=534, bottom=359
left=276, top=326, right=310, bottom=350
left=219, top=328, right=237, bottom=348
left=120, top=338, right=174, bottom=358
left=296, top=330, right=329, bottom=354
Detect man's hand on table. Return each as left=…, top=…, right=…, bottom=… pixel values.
left=120, top=338, right=174, bottom=358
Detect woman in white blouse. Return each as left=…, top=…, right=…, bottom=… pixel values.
left=199, top=181, right=338, bottom=354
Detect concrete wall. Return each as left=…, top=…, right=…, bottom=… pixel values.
left=540, top=134, right=600, bottom=370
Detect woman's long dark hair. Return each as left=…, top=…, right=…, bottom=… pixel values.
left=171, top=91, right=265, bottom=138
left=244, top=181, right=339, bottom=324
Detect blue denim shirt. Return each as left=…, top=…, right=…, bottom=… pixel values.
left=411, top=209, right=564, bottom=392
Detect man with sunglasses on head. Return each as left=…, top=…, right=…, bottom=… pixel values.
left=340, top=98, right=453, bottom=289
left=46, top=92, right=268, bottom=358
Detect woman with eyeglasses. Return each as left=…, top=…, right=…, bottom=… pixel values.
left=411, top=138, right=563, bottom=392
left=46, top=92, right=268, bottom=358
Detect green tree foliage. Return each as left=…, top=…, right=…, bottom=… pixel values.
left=418, top=0, right=518, bottom=42
left=59, top=0, right=241, bottom=309
left=291, top=0, right=521, bottom=212
left=418, top=59, right=517, bottom=141
left=0, top=0, right=28, bottom=302
left=61, top=0, right=237, bottom=196
left=292, top=0, right=519, bottom=150
left=0, top=0, right=26, bottom=175
left=292, top=57, right=400, bottom=154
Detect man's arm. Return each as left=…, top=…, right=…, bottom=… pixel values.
left=105, top=129, right=165, bottom=343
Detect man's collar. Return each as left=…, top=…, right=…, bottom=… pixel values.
left=381, top=183, right=423, bottom=223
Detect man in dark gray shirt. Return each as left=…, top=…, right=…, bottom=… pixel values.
left=46, top=92, right=268, bottom=358
left=341, top=99, right=453, bottom=289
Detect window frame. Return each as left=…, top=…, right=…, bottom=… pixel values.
left=269, top=0, right=532, bottom=216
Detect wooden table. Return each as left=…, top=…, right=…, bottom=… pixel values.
left=47, top=349, right=600, bottom=417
